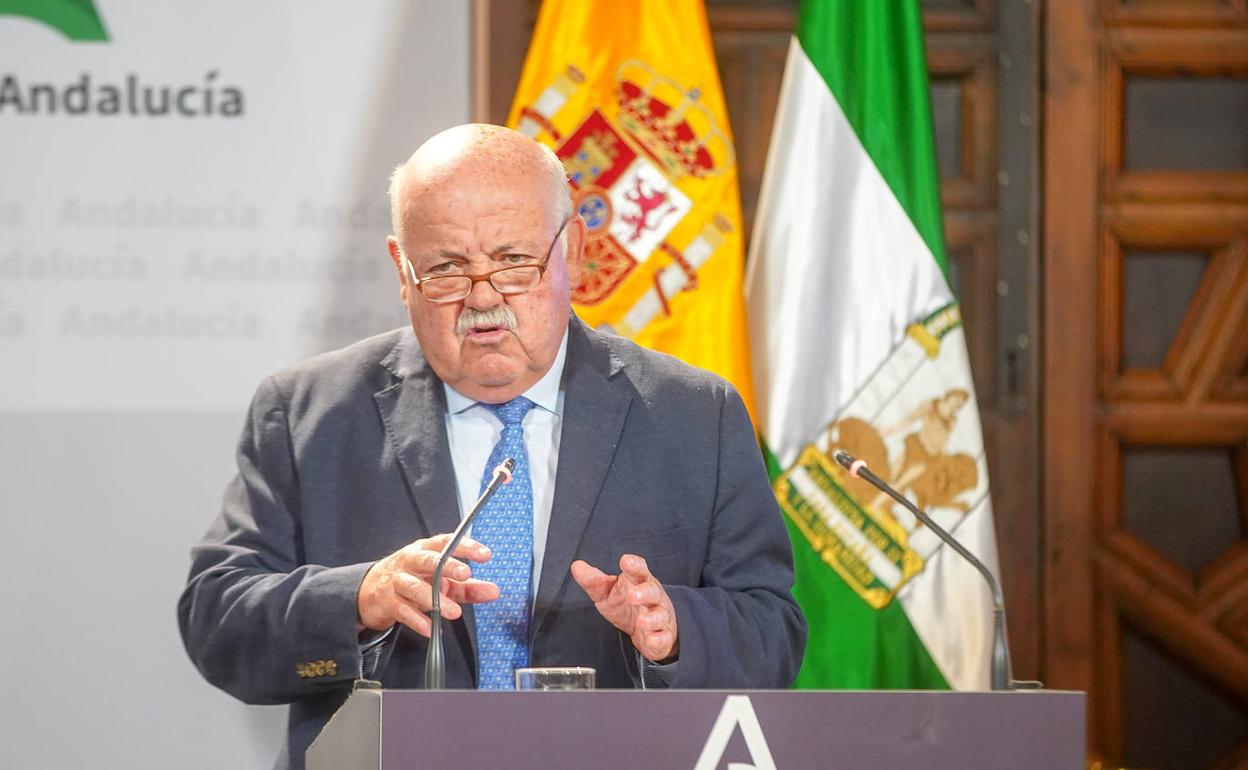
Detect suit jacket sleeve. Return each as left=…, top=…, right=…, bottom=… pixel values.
left=177, top=376, right=373, bottom=705
left=661, top=384, right=807, bottom=689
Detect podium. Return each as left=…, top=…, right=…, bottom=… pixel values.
left=308, top=687, right=1084, bottom=769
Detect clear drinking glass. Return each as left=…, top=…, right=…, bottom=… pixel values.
left=514, top=666, right=596, bottom=690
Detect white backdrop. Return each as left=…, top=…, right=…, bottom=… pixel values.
left=0, top=1, right=470, bottom=766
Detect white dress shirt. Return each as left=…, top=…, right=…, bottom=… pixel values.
left=442, top=328, right=568, bottom=600
left=375, top=327, right=672, bottom=682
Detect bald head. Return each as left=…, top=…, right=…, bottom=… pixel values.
left=388, top=124, right=573, bottom=247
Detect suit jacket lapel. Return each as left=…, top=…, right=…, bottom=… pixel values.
left=532, top=318, right=631, bottom=641
left=373, top=331, right=480, bottom=669
left=373, top=330, right=461, bottom=538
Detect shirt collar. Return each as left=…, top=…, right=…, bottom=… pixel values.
left=443, top=326, right=569, bottom=415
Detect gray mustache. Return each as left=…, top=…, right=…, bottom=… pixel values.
left=456, top=306, right=518, bottom=336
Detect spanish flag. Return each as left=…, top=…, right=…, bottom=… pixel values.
left=508, top=0, right=755, bottom=417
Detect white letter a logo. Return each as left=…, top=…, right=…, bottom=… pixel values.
left=692, top=695, right=778, bottom=770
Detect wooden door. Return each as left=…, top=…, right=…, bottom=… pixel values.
left=1045, top=1, right=1248, bottom=767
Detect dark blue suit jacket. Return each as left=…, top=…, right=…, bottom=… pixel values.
left=178, top=316, right=805, bottom=770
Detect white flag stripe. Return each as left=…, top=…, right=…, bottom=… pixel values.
left=746, top=39, right=952, bottom=471
left=898, top=521, right=1000, bottom=689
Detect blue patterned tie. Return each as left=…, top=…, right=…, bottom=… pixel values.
left=472, top=396, right=536, bottom=689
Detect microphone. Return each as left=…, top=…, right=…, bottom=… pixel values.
left=832, top=449, right=1018, bottom=691
left=423, top=457, right=515, bottom=690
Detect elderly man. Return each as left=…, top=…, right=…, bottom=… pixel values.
left=179, top=124, right=805, bottom=770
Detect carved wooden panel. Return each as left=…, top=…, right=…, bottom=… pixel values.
left=708, top=25, right=791, bottom=239
left=1095, top=418, right=1248, bottom=762
left=923, top=0, right=995, bottom=32
left=1099, top=206, right=1248, bottom=402
left=1118, top=619, right=1248, bottom=769
left=1048, top=2, right=1248, bottom=767
left=1101, top=0, right=1248, bottom=27
left=478, top=0, right=536, bottom=124
left=946, top=213, right=998, bottom=404
left=1221, top=296, right=1248, bottom=401
left=928, top=45, right=998, bottom=209
left=1125, top=76, right=1248, bottom=172
left=1101, top=28, right=1248, bottom=203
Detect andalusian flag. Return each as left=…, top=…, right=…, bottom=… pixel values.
left=746, top=1, right=1001, bottom=690
left=508, top=0, right=755, bottom=414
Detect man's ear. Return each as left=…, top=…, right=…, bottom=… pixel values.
left=563, top=215, right=587, bottom=288
left=387, top=236, right=409, bottom=301
left=386, top=236, right=403, bottom=272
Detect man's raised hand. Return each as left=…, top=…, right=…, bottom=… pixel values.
left=357, top=534, right=499, bottom=636
left=571, top=554, right=678, bottom=663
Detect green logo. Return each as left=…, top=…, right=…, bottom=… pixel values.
left=0, top=0, right=108, bottom=42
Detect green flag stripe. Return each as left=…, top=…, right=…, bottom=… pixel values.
left=784, top=516, right=950, bottom=690
left=762, top=439, right=949, bottom=689
left=796, top=0, right=947, bottom=278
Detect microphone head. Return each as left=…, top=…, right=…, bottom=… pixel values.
left=833, top=449, right=868, bottom=479
left=495, top=457, right=515, bottom=484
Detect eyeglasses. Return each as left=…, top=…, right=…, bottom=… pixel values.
left=404, top=218, right=570, bottom=304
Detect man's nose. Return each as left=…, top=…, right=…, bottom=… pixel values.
left=462, top=277, right=505, bottom=310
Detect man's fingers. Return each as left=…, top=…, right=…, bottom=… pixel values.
left=571, top=559, right=615, bottom=602
left=393, top=572, right=463, bottom=619
left=619, top=553, right=653, bottom=583
left=639, top=606, right=671, bottom=632
left=451, top=537, right=493, bottom=564
left=446, top=578, right=501, bottom=605
left=628, top=581, right=664, bottom=607
left=394, top=603, right=432, bottom=637
left=417, top=532, right=455, bottom=551
left=639, top=630, right=676, bottom=661
left=397, top=548, right=440, bottom=576
left=643, top=627, right=674, bottom=646
left=414, top=534, right=493, bottom=564
left=393, top=572, right=434, bottom=607
left=400, top=549, right=474, bottom=580
left=443, top=557, right=474, bottom=580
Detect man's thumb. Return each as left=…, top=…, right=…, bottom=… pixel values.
left=571, top=559, right=611, bottom=600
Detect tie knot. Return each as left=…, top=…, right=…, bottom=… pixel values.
left=486, top=396, right=536, bottom=427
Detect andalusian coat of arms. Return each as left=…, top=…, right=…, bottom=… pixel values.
left=776, top=304, right=991, bottom=609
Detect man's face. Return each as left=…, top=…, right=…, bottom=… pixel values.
left=388, top=172, right=581, bottom=403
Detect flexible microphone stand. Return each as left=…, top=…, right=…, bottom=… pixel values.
left=833, top=450, right=1036, bottom=691
left=424, top=457, right=514, bottom=690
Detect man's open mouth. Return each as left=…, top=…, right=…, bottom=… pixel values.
left=465, top=324, right=511, bottom=340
